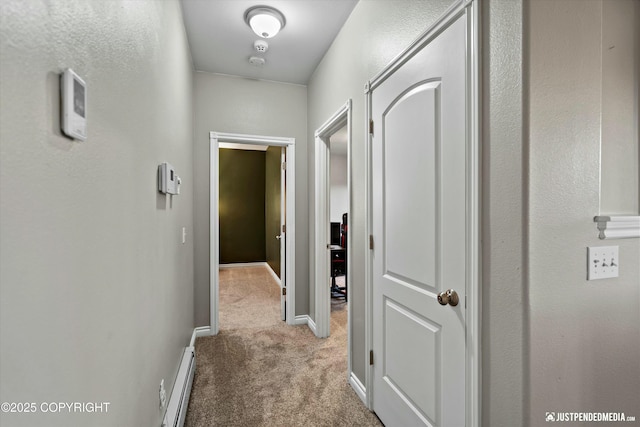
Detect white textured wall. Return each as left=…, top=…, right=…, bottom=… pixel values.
left=0, top=1, right=194, bottom=426
left=482, top=0, right=528, bottom=424
left=330, top=153, right=348, bottom=223
left=193, top=72, right=308, bottom=325
left=600, top=0, right=639, bottom=215
left=528, top=0, right=640, bottom=422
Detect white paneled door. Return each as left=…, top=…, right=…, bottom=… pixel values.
left=370, top=10, right=471, bottom=427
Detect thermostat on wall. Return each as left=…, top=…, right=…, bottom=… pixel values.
left=60, top=68, right=87, bottom=141
left=158, top=162, right=181, bottom=195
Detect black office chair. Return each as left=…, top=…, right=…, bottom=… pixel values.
left=330, top=214, right=347, bottom=301
left=330, top=251, right=346, bottom=300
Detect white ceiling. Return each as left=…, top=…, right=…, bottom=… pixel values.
left=181, top=0, right=358, bottom=85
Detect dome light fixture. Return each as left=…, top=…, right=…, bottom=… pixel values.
left=244, top=6, right=286, bottom=39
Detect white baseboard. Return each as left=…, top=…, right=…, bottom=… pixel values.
left=293, top=315, right=319, bottom=336
left=349, top=372, right=367, bottom=406
left=190, top=326, right=212, bottom=347
left=264, top=263, right=282, bottom=287
left=293, top=315, right=309, bottom=326
left=307, top=316, right=318, bottom=336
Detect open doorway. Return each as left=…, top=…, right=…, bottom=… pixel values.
left=217, top=143, right=286, bottom=327
left=313, top=99, right=352, bottom=376
left=209, top=132, right=296, bottom=335
left=328, top=128, right=348, bottom=304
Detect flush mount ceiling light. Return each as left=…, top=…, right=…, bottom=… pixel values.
left=244, top=6, right=286, bottom=39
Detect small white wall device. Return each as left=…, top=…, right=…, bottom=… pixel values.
left=158, top=162, right=181, bottom=195
left=60, top=68, right=87, bottom=141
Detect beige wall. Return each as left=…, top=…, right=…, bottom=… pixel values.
left=193, top=72, right=308, bottom=326
left=528, top=0, right=640, bottom=422
left=0, top=1, right=194, bottom=426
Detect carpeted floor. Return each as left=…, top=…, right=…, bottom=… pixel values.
left=184, top=266, right=382, bottom=427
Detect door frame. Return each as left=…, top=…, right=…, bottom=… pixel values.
left=209, top=131, right=296, bottom=334
left=364, top=0, right=481, bottom=424
left=313, top=99, right=352, bottom=341
left=279, top=146, right=286, bottom=320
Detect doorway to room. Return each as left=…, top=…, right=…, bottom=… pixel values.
left=313, top=99, right=353, bottom=382
left=217, top=143, right=286, bottom=328
left=209, top=132, right=296, bottom=335
left=328, top=127, right=348, bottom=306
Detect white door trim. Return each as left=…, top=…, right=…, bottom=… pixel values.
left=364, top=0, right=480, bottom=424
left=209, top=131, right=296, bottom=334
left=313, top=99, right=353, bottom=381
left=313, top=99, right=352, bottom=338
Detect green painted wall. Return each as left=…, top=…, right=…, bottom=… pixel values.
left=265, top=146, right=282, bottom=278
left=219, top=149, right=266, bottom=263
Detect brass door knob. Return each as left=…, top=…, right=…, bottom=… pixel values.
left=437, top=289, right=459, bottom=307
left=275, top=235, right=282, bottom=240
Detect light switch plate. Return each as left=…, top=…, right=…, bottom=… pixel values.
left=587, top=246, right=619, bottom=280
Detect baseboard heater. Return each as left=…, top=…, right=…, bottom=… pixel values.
left=162, top=346, right=195, bottom=427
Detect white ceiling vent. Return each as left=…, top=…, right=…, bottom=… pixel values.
left=254, top=40, right=269, bottom=53
left=249, top=56, right=266, bottom=67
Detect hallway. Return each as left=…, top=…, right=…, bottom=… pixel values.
left=185, top=266, right=381, bottom=426
left=1, top=1, right=639, bottom=426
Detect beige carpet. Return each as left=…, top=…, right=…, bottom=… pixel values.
left=184, top=266, right=382, bottom=427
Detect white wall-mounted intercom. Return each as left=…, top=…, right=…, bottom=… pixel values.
left=60, top=68, right=87, bottom=141
left=158, top=162, right=181, bottom=195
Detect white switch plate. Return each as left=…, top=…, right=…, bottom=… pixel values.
left=182, top=227, right=186, bottom=244
left=587, top=246, right=619, bottom=280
